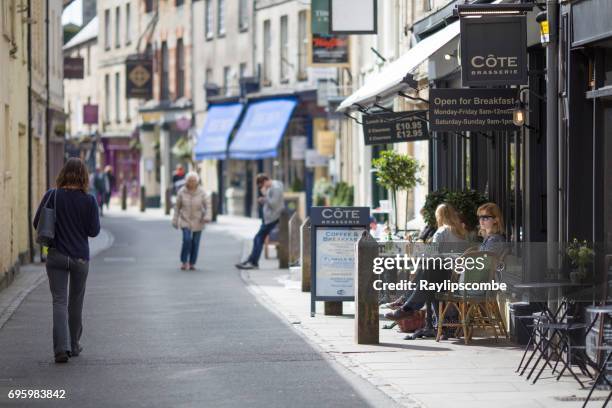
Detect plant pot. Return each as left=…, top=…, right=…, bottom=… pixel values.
left=570, top=270, right=582, bottom=284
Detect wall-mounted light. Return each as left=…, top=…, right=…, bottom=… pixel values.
left=536, top=11, right=549, bottom=45
left=444, top=51, right=457, bottom=61
left=512, top=103, right=526, bottom=126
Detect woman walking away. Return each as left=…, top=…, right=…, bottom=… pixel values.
left=477, top=202, right=506, bottom=253
left=33, top=158, right=100, bottom=363
left=172, top=172, right=210, bottom=270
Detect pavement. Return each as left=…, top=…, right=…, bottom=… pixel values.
left=0, top=207, right=396, bottom=408
left=0, top=207, right=608, bottom=407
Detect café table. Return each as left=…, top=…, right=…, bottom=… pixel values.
left=513, top=281, right=592, bottom=384
left=581, top=306, right=612, bottom=408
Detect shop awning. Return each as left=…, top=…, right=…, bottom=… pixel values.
left=194, top=103, right=244, bottom=160
left=337, top=21, right=460, bottom=112
left=228, top=97, right=297, bottom=159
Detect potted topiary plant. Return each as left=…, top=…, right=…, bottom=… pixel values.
left=372, top=150, right=423, bottom=233
left=566, top=238, right=594, bottom=283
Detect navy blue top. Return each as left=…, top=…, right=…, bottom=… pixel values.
left=33, top=188, right=100, bottom=260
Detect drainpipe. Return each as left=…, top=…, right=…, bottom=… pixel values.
left=27, top=0, right=33, bottom=260
left=45, top=0, right=50, bottom=188
left=546, top=0, right=559, bottom=266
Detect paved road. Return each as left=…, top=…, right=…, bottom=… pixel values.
left=0, top=213, right=393, bottom=408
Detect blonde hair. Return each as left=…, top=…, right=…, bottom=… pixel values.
left=435, top=203, right=467, bottom=239
left=477, top=202, right=505, bottom=236
left=185, top=171, right=200, bottom=182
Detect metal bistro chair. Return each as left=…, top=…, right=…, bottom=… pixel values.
left=436, top=251, right=507, bottom=344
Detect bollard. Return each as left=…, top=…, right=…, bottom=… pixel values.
left=278, top=209, right=290, bottom=269
left=324, top=302, right=343, bottom=316
left=121, top=183, right=127, bottom=211
left=139, top=186, right=146, bottom=212
left=300, top=217, right=311, bottom=292
left=164, top=188, right=172, bottom=215
left=355, top=231, right=379, bottom=344
left=288, top=212, right=303, bottom=266
left=211, top=191, right=218, bottom=222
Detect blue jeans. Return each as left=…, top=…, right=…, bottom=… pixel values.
left=181, top=228, right=202, bottom=265
left=247, top=220, right=278, bottom=266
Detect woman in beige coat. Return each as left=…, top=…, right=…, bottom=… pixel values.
left=172, top=172, right=210, bottom=270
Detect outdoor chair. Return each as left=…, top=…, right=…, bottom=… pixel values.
left=436, top=251, right=508, bottom=344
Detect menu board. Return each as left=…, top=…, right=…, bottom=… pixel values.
left=315, top=228, right=363, bottom=297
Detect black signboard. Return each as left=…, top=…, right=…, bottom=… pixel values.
left=460, top=16, right=527, bottom=86
left=64, top=57, right=84, bottom=79
left=310, top=33, right=350, bottom=67
left=126, top=56, right=153, bottom=99
left=362, top=111, right=429, bottom=145
left=310, top=207, right=369, bottom=316
left=429, top=88, right=519, bottom=132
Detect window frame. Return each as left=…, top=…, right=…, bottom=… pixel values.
left=125, top=3, right=131, bottom=45
left=238, top=0, right=249, bottom=32
left=280, top=15, right=289, bottom=83
left=115, top=6, right=121, bottom=49
left=104, top=9, right=111, bottom=50
left=262, top=19, right=272, bottom=85
left=217, top=0, right=225, bottom=36
left=205, top=0, right=213, bottom=40
left=176, top=38, right=185, bottom=98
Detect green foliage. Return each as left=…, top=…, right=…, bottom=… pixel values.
left=313, top=178, right=333, bottom=206
left=422, top=189, right=489, bottom=230
left=566, top=238, right=595, bottom=269
left=372, top=150, right=423, bottom=192
left=330, top=182, right=354, bottom=206
left=290, top=177, right=304, bottom=192
left=171, top=137, right=193, bottom=161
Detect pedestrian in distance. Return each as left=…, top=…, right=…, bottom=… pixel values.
left=90, top=167, right=108, bottom=217
left=172, top=164, right=186, bottom=195
left=104, top=165, right=116, bottom=210
left=235, top=174, right=284, bottom=270
left=172, top=172, right=211, bottom=270
left=33, top=158, right=100, bottom=363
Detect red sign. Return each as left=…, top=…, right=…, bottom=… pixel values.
left=83, top=104, right=98, bottom=125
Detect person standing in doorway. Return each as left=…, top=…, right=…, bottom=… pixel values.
left=235, top=174, right=284, bottom=270
left=172, top=172, right=210, bottom=270
left=33, top=158, right=100, bottom=363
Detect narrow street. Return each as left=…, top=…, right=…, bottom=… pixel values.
left=0, top=213, right=391, bottom=408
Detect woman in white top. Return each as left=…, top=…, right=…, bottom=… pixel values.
left=432, top=203, right=468, bottom=244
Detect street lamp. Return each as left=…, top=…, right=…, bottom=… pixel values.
left=536, top=11, right=549, bottom=45
left=512, top=104, right=526, bottom=127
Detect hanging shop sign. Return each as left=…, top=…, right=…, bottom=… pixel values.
left=429, top=88, right=519, bottom=132
left=460, top=16, right=527, bottom=86
left=312, top=0, right=331, bottom=35
left=316, top=130, right=336, bottom=156
left=64, top=57, right=84, bottom=79
left=310, top=207, right=370, bottom=316
left=291, top=136, right=307, bottom=160
left=310, top=34, right=350, bottom=67
left=330, top=0, right=377, bottom=35
left=305, top=149, right=330, bottom=168
left=126, top=56, right=153, bottom=99
left=310, top=0, right=349, bottom=67
left=362, top=111, right=429, bottom=145
left=83, top=104, right=98, bottom=125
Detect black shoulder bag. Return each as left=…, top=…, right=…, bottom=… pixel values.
left=36, top=189, right=57, bottom=245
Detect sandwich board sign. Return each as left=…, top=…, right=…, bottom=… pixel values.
left=310, top=206, right=369, bottom=316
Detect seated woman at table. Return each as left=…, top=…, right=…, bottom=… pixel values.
left=384, top=204, right=468, bottom=320
left=477, top=202, right=506, bottom=253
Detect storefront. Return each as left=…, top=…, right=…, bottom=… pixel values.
left=562, top=0, right=612, bottom=289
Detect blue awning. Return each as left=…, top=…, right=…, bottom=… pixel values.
left=194, top=103, right=244, bottom=160
left=228, top=97, right=298, bottom=159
